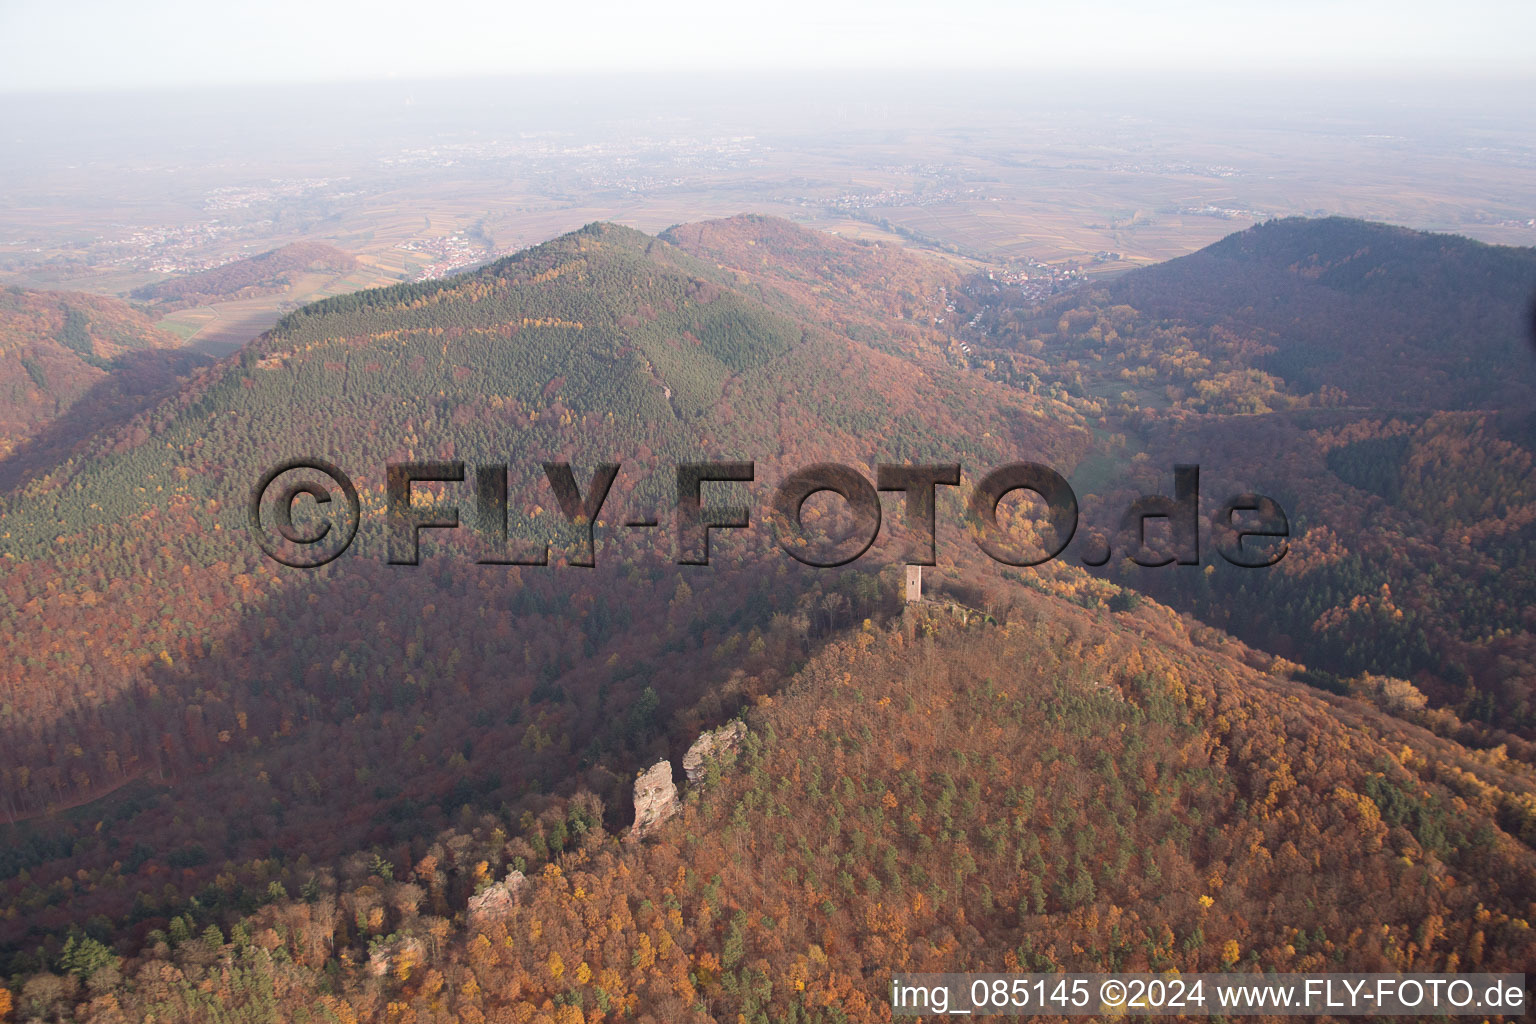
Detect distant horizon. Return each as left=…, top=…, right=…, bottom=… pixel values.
left=3, top=0, right=1535, bottom=94
left=5, top=65, right=1536, bottom=101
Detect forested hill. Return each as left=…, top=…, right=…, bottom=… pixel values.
left=0, top=287, right=188, bottom=460
left=3, top=215, right=1535, bottom=1021
left=965, top=215, right=1536, bottom=745
left=0, top=217, right=1090, bottom=972
left=6, top=597, right=1535, bottom=1022
left=129, top=241, right=358, bottom=312
left=1103, top=216, right=1536, bottom=410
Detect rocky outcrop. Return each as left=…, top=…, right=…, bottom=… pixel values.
left=682, top=720, right=746, bottom=784
left=467, top=868, right=528, bottom=929
left=628, top=760, right=679, bottom=842
left=627, top=725, right=747, bottom=840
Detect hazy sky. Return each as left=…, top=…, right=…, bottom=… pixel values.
left=2, top=0, right=1533, bottom=93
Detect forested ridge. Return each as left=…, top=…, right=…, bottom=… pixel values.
left=0, top=288, right=188, bottom=462
left=3, top=603, right=1533, bottom=1022
left=1, top=214, right=1534, bottom=1022
left=0, top=217, right=1089, bottom=989
left=961, top=216, right=1536, bottom=741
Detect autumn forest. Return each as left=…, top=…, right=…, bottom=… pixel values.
left=0, top=211, right=1533, bottom=1023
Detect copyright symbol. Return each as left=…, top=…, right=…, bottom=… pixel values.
left=248, top=458, right=359, bottom=568
left=1100, top=979, right=1127, bottom=1007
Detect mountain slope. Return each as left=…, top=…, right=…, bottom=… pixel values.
left=966, top=217, right=1536, bottom=739
left=1105, top=216, right=1536, bottom=410
left=2, top=216, right=1534, bottom=1019
left=0, top=218, right=1089, bottom=961
left=0, top=287, right=186, bottom=459
left=10, top=603, right=1533, bottom=1022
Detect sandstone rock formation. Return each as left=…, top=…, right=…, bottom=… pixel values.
left=628, top=759, right=679, bottom=841
left=466, top=868, right=528, bottom=929
left=682, top=720, right=746, bottom=784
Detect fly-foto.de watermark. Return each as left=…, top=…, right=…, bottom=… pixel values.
left=248, top=459, right=1289, bottom=570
